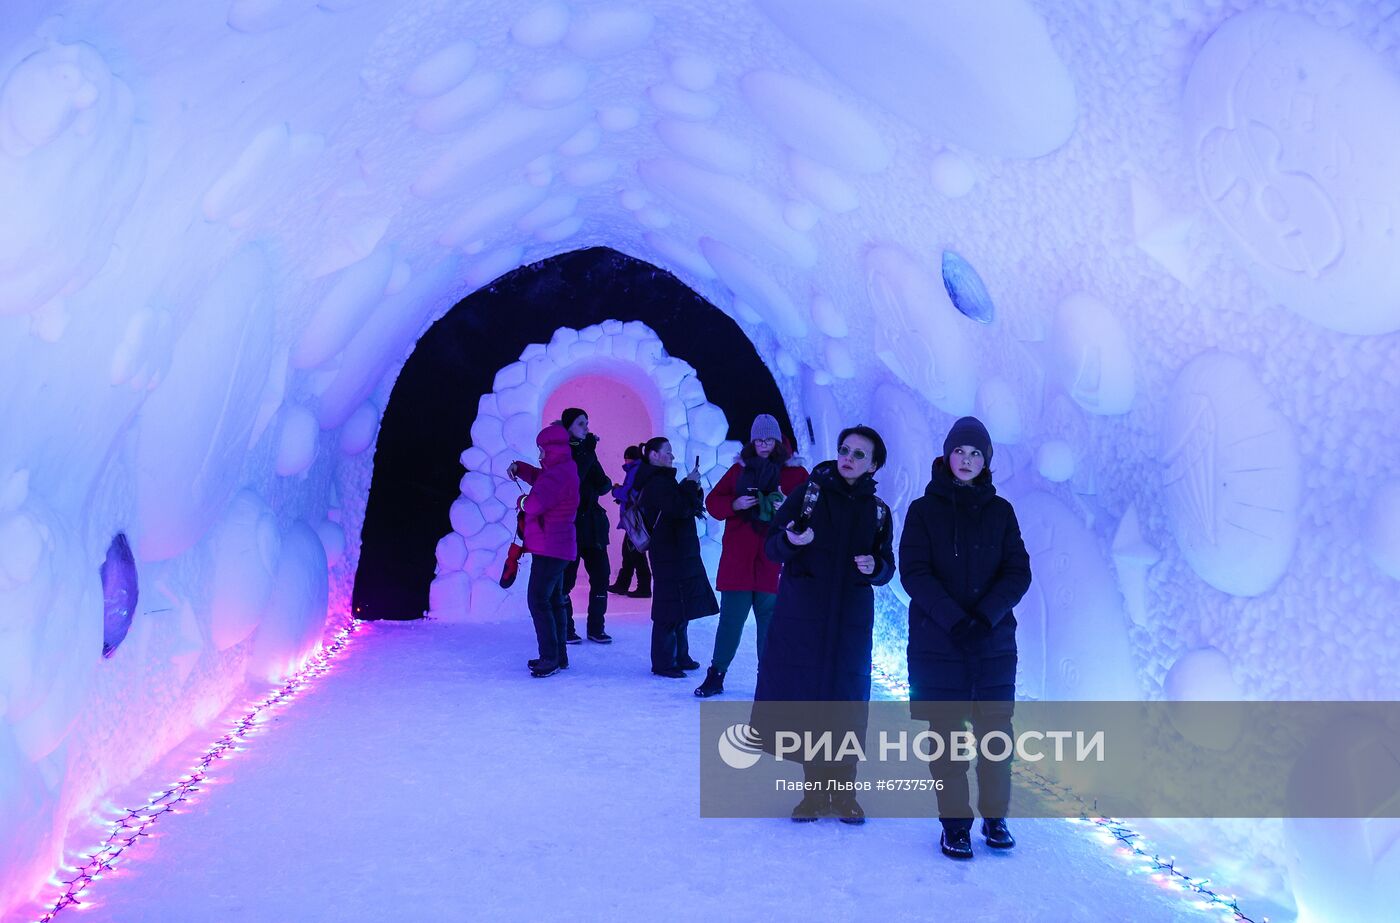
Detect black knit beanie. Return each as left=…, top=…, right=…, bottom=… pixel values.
left=942, top=416, right=992, bottom=465
left=560, top=407, right=587, bottom=430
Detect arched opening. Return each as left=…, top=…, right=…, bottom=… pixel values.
left=541, top=370, right=657, bottom=577
left=352, top=248, right=793, bottom=620
left=430, top=319, right=733, bottom=621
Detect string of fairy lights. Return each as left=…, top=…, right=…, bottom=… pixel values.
left=35, top=617, right=365, bottom=923
left=870, top=662, right=1264, bottom=923
left=31, top=629, right=1261, bottom=920
left=1011, top=767, right=1265, bottom=922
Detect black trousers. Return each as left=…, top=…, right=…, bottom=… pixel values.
left=613, top=536, right=651, bottom=593
left=649, top=619, right=690, bottom=671
left=563, top=544, right=611, bottom=635
left=526, top=555, right=570, bottom=665
left=922, top=650, right=1017, bottom=833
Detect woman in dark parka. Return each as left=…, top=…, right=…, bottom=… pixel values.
left=753, top=425, right=896, bottom=824
left=558, top=408, right=614, bottom=644
left=899, top=416, right=1031, bottom=860
left=634, top=437, right=719, bottom=677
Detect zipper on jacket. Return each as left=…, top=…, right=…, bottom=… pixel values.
left=952, top=487, right=959, bottom=558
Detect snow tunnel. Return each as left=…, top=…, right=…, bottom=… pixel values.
left=2, top=1, right=1399, bottom=921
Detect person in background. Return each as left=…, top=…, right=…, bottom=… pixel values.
left=508, top=423, right=579, bottom=678
left=900, top=416, right=1031, bottom=860
left=633, top=437, right=719, bottom=678
left=695, top=414, right=808, bottom=698
left=559, top=408, right=614, bottom=644
left=609, top=444, right=652, bottom=598
left=753, top=425, right=895, bottom=824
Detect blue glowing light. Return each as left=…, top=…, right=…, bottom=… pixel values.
left=941, top=250, right=995, bottom=324
left=101, top=533, right=138, bottom=658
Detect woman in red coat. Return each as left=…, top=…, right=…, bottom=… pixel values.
left=509, top=423, right=579, bottom=677
left=694, top=414, right=808, bottom=697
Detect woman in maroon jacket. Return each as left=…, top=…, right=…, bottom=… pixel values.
left=694, top=414, right=808, bottom=697
left=510, top=423, right=580, bottom=678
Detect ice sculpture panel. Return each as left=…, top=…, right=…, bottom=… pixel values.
left=1184, top=10, right=1400, bottom=334
left=1161, top=352, right=1302, bottom=597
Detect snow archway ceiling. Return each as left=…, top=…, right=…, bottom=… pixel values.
left=3, top=0, right=1400, bottom=919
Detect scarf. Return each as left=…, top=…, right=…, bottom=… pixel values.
left=736, top=455, right=783, bottom=523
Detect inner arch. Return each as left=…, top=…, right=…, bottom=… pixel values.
left=352, top=247, right=792, bottom=620
left=542, top=370, right=657, bottom=575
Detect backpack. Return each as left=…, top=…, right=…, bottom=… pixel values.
left=618, top=485, right=661, bottom=552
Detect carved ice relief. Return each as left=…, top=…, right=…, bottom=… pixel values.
left=1185, top=11, right=1400, bottom=334
left=1160, top=352, right=1301, bottom=597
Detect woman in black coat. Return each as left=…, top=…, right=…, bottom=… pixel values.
left=559, top=408, right=614, bottom=644
left=899, top=416, right=1031, bottom=860
left=634, top=436, right=719, bottom=677
left=754, top=425, right=896, bottom=824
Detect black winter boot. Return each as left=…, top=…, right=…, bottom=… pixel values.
left=831, top=794, right=865, bottom=825
left=693, top=666, right=726, bottom=697
left=791, top=792, right=826, bottom=822
left=981, top=818, right=1014, bottom=849
left=940, top=828, right=974, bottom=859
left=529, top=659, right=560, bottom=678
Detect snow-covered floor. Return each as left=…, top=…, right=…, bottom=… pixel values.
left=31, top=597, right=1231, bottom=922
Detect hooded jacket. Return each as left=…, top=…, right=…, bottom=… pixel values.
left=514, top=424, right=580, bottom=561
left=570, top=433, right=612, bottom=549
left=900, top=458, right=1031, bottom=697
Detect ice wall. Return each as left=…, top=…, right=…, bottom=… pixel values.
left=2, top=1, right=1399, bottom=918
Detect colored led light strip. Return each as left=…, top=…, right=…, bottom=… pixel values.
left=1014, top=769, right=1265, bottom=922
left=36, top=617, right=366, bottom=922
left=870, top=662, right=1263, bottom=923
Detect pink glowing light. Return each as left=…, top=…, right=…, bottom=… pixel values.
left=34, top=617, right=366, bottom=922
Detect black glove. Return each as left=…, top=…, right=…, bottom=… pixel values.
left=949, top=612, right=992, bottom=646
